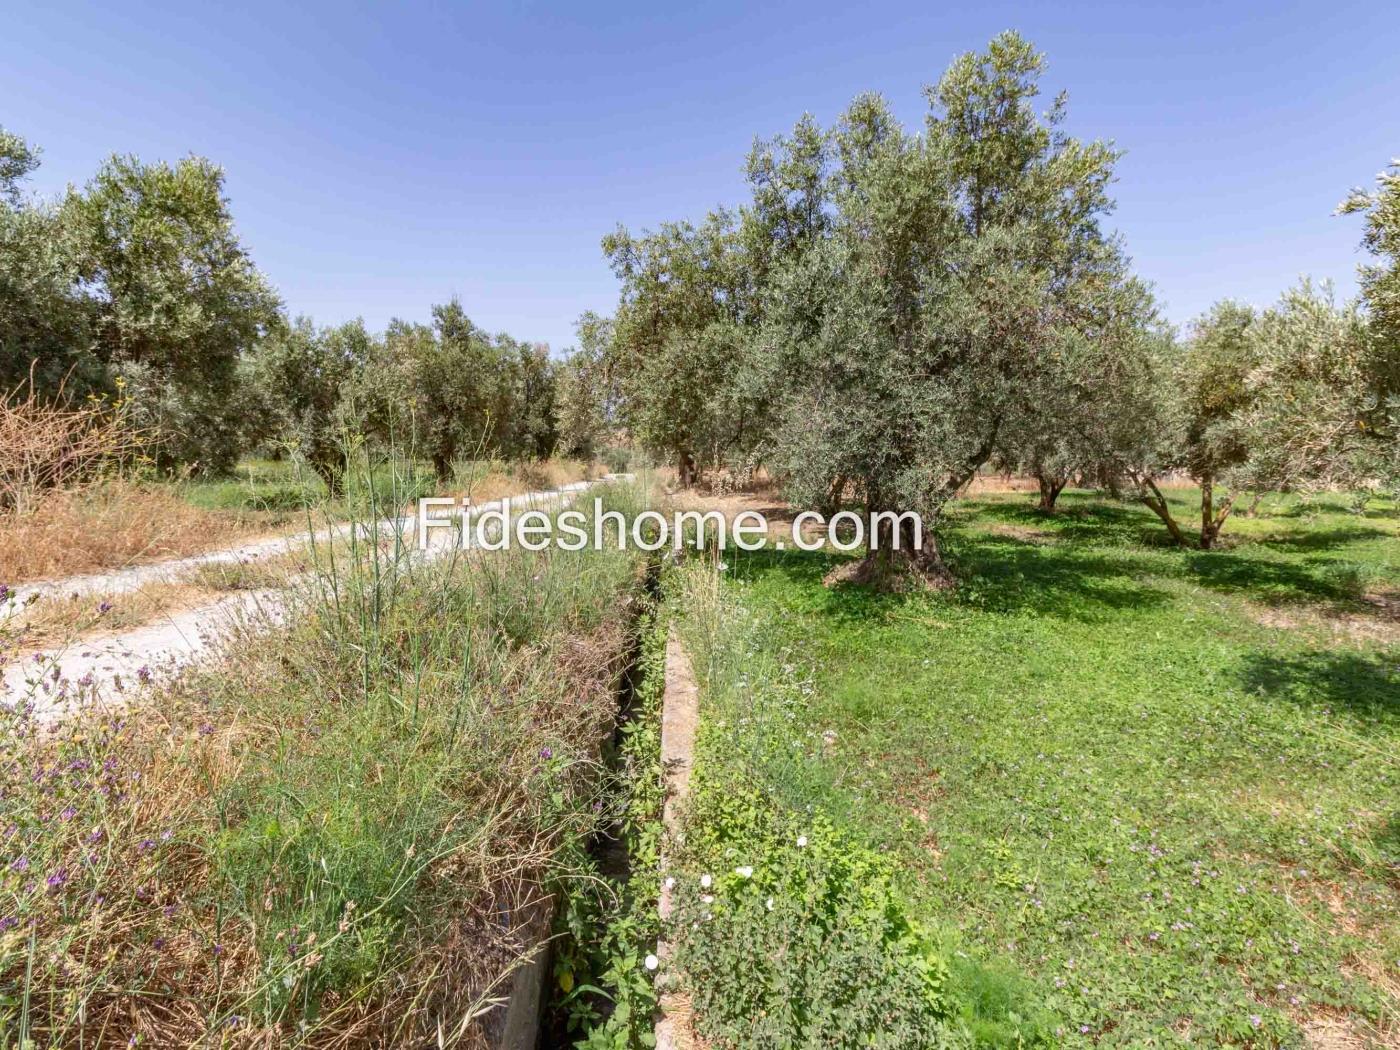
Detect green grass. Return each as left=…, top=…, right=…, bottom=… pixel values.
left=679, top=488, right=1398, bottom=1046
left=178, top=456, right=438, bottom=517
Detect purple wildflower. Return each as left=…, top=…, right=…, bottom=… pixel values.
left=60, top=806, right=77, bottom=822
left=98, top=601, right=112, bottom=615
left=539, top=746, right=553, bottom=760
left=10, top=856, right=29, bottom=873
left=46, top=867, right=69, bottom=890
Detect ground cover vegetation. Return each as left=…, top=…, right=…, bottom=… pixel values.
left=0, top=475, right=653, bottom=1045
left=658, top=488, right=1397, bottom=1046
left=663, top=557, right=1057, bottom=1048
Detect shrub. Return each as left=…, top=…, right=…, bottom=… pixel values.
left=674, top=803, right=965, bottom=1050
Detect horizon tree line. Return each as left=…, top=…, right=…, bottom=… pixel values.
left=0, top=127, right=601, bottom=489
left=4, top=34, right=1398, bottom=585
left=586, top=32, right=1400, bottom=578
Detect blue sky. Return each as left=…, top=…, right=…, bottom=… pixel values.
left=5, top=1, right=1397, bottom=352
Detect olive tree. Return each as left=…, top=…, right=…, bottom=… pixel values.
left=502, top=339, right=558, bottom=460
left=0, top=129, right=100, bottom=399
left=390, top=299, right=515, bottom=482
left=250, top=318, right=377, bottom=494
left=1130, top=302, right=1260, bottom=548
left=1133, top=283, right=1386, bottom=548
left=63, top=154, right=281, bottom=474
left=758, top=33, right=1149, bottom=587
left=602, top=212, right=755, bottom=485
left=996, top=280, right=1165, bottom=511
left=556, top=312, right=616, bottom=460
left=1340, top=160, right=1400, bottom=493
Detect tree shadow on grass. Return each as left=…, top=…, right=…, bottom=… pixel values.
left=728, top=535, right=1170, bottom=625
left=952, top=496, right=1165, bottom=548
left=1238, top=649, right=1400, bottom=731
left=1181, top=550, right=1369, bottom=608
left=1266, top=497, right=1398, bottom=521
left=950, top=534, right=1171, bottom=621
left=1251, top=526, right=1391, bottom=554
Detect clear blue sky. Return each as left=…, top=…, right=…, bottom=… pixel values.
left=5, top=1, right=1397, bottom=352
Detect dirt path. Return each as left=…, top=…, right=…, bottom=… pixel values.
left=2, top=479, right=620, bottom=718
left=2, top=515, right=397, bottom=616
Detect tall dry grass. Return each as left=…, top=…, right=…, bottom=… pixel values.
left=0, top=477, right=653, bottom=1046
left=1, top=458, right=604, bottom=587
left=0, top=479, right=270, bottom=584
left=0, top=375, right=143, bottom=516
left=0, top=378, right=267, bottom=583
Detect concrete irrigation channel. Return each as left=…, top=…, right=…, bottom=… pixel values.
left=1, top=476, right=629, bottom=718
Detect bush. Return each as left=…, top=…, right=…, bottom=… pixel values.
left=674, top=803, right=965, bottom=1050
left=602, top=446, right=633, bottom=475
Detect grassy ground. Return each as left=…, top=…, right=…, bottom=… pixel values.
left=676, top=488, right=1398, bottom=1046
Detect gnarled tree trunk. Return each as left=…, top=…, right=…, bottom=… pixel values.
left=1131, top=471, right=1189, bottom=547
left=841, top=511, right=954, bottom=591
left=1198, top=477, right=1236, bottom=550
left=676, top=449, right=697, bottom=489
left=1036, top=472, right=1066, bottom=512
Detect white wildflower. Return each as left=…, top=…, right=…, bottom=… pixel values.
left=796, top=835, right=808, bottom=848
left=734, top=866, right=753, bottom=879
left=644, top=953, right=659, bottom=971
left=700, top=873, right=712, bottom=889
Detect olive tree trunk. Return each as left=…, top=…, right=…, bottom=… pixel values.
left=1036, top=473, right=1066, bottom=511
left=845, top=511, right=954, bottom=591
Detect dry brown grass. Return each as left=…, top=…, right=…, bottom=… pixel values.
left=1, top=458, right=603, bottom=587
left=446, top=457, right=598, bottom=506
left=5, top=579, right=214, bottom=649
left=0, top=479, right=274, bottom=584
left=1, top=374, right=144, bottom=514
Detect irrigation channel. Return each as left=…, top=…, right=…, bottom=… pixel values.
left=525, top=555, right=666, bottom=1049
